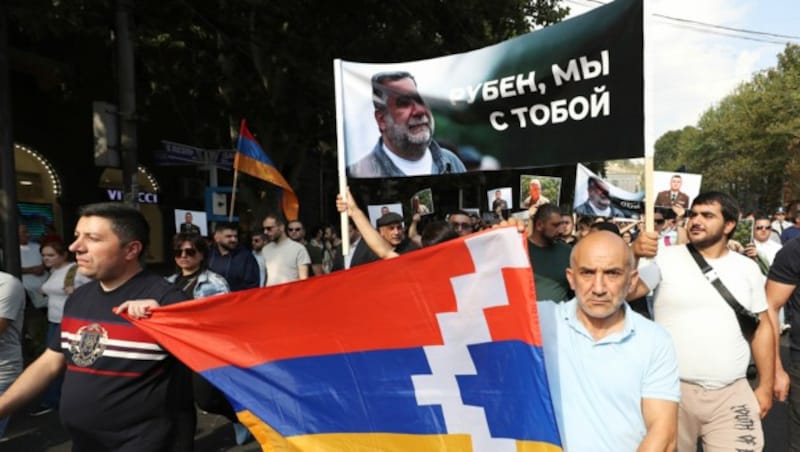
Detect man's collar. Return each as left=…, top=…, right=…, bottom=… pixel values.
left=564, top=299, right=634, bottom=344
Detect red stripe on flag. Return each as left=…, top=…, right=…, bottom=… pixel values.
left=130, top=228, right=538, bottom=372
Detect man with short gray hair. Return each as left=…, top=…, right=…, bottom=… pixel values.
left=539, top=231, right=679, bottom=450
left=347, top=71, right=466, bottom=178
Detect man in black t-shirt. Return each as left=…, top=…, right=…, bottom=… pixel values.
left=0, top=203, right=190, bottom=451
left=528, top=204, right=572, bottom=302
left=767, top=236, right=800, bottom=448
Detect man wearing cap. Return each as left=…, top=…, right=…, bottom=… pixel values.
left=347, top=71, right=466, bottom=178
left=574, top=177, right=627, bottom=218
left=772, top=207, right=791, bottom=240
left=350, top=212, right=420, bottom=267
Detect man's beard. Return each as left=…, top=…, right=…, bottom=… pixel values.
left=690, top=227, right=726, bottom=250
left=385, top=114, right=434, bottom=159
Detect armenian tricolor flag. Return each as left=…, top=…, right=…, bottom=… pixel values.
left=128, top=227, right=561, bottom=451
left=235, top=119, right=299, bottom=220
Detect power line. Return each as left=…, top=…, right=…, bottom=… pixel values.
left=652, top=14, right=800, bottom=41
left=564, top=0, right=800, bottom=43
left=659, top=21, right=797, bottom=46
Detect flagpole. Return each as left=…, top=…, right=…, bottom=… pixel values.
left=228, top=163, right=239, bottom=222
left=333, top=58, right=350, bottom=256
left=229, top=119, right=246, bottom=222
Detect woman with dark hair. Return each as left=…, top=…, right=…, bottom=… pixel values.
left=165, top=233, right=251, bottom=446
left=166, top=233, right=229, bottom=298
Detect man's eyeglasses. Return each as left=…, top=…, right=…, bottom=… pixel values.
left=755, top=226, right=771, bottom=231
left=450, top=222, right=471, bottom=230
left=174, top=248, right=198, bottom=258
left=287, top=227, right=302, bottom=232
left=654, top=219, right=666, bottom=225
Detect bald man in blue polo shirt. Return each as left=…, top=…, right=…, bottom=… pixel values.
left=538, top=231, right=680, bottom=451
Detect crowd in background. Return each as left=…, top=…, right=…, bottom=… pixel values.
left=1, top=194, right=800, bottom=449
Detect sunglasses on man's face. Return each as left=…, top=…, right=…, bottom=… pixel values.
left=287, top=227, right=302, bottom=232
left=174, top=248, right=198, bottom=258
left=654, top=218, right=666, bottom=225
left=755, top=226, right=771, bottom=231
left=450, top=222, right=471, bottom=230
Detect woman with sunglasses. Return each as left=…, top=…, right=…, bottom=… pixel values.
left=166, top=233, right=251, bottom=446
left=167, top=233, right=229, bottom=298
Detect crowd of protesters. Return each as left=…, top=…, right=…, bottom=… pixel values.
left=0, top=193, right=799, bottom=450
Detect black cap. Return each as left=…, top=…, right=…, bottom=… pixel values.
left=376, top=212, right=403, bottom=227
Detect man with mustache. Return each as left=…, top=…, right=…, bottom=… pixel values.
left=347, top=71, right=466, bottom=178
left=539, top=230, right=679, bottom=450
left=632, top=192, right=774, bottom=451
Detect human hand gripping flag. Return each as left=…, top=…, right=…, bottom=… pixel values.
left=125, top=227, right=561, bottom=451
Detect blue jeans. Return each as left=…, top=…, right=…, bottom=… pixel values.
left=0, top=381, right=10, bottom=437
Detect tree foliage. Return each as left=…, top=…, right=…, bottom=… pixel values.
left=7, top=0, right=569, bottom=224
left=654, top=44, right=800, bottom=212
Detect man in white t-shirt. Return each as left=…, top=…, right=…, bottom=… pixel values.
left=261, top=214, right=310, bottom=286
left=748, top=215, right=782, bottom=266
left=633, top=192, right=774, bottom=451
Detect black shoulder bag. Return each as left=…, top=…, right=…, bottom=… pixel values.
left=686, top=243, right=760, bottom=341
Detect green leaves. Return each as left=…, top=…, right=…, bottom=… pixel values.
left=655, top=44, right=800, bottom=211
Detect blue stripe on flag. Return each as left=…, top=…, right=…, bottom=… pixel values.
left=238, top=137, right=275, bottom=166
left=201, top=340, right=558, bottom=443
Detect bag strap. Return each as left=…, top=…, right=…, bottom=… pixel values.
left=64, top=263, right=79, bottom=288
left=685, top=243, right=760, bottom=324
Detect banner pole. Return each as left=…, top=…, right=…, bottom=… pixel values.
left=333, top=58, right=350, bottom=256
left=644, top=157, right=654, bottom=232
left=643, top=0, right=654, bottom=232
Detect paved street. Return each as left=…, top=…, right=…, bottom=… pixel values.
left=0, top=336, right=794, bottom=451
left=2, top=406, right=261, bottom=451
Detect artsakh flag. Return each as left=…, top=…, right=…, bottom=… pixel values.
left=128, top=227, right=562, bottom=451
left=235, top=119, right=299, bottom=220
